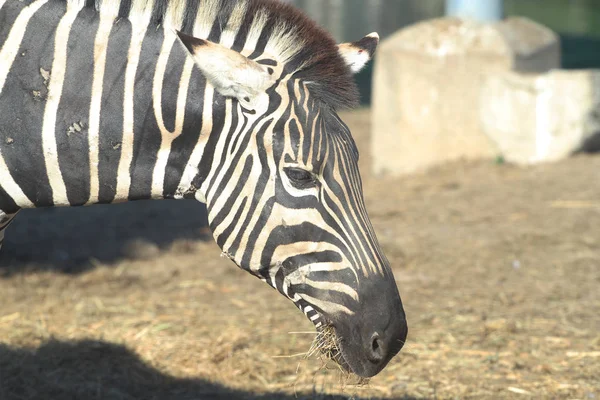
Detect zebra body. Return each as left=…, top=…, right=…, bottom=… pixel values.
left=2, top=0, right=212, bottom=207
left=0, top=0, right=407, bottom=377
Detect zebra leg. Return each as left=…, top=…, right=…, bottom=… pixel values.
left=0, top=210, right=18, bottom=251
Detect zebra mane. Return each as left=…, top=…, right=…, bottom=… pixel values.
left=95, top=0, right=359, bottom=109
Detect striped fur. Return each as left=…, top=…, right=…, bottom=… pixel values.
left=0, top=0, right=406, bottom=378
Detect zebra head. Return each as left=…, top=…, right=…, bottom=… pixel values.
left=176, top=29, right=406, bottom=378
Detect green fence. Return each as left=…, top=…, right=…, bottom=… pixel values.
left=506, top=0, right=600, bottom=70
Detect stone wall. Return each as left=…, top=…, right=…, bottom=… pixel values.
left=481, top=70, right=600, bottom=164
left=371, top=17, right=600, bottom=175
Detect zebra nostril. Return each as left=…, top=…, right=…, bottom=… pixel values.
left=372, top=337, right=380, bottom=351
left=370, top=332, right=384, bottom=362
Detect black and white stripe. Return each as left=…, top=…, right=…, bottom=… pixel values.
left=0, top=0, right=406, bottom=377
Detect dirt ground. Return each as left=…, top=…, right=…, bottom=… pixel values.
left=0, top=109, right=599, bottom=400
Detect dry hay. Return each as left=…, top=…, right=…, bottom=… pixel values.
left=306, top=325, right=341, bottom=363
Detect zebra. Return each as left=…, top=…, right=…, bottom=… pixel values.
left=0, top=0, right=407, bottom=378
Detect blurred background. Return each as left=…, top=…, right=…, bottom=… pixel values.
left=286, top=0, right=600, bottom=41
left=283, top=0, right=600, bottom=103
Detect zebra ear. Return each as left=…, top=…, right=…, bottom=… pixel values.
left=176, top=31, right=275, bottom=103
left=338, top=32, right=379, bottom=74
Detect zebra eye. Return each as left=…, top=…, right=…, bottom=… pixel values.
left=284, top=167, right=317, bottom=189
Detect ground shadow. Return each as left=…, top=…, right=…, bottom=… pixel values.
left=0, top=339, right=417, bottom=400
left=0, top=199, right=210, bottom=275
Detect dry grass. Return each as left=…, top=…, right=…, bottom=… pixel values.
left=0, top=109, right=599, bottom=399
left=307, top=326, right=340, bottom=361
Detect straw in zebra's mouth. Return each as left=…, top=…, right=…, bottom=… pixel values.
left=307, top=324, right=351, bottom=373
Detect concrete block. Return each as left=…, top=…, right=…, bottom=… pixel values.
left=481, top=69, right=600, bottom=164
left=372, top=17, right=560, bottom=176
